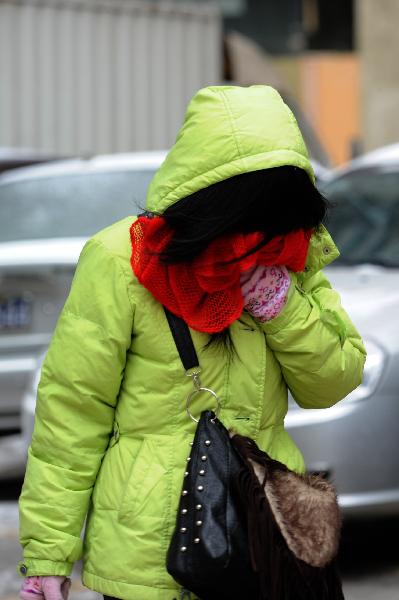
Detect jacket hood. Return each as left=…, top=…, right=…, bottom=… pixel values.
left=146, top=85, right=315, bottom=214
left=145, top=84, right=339, bottom=272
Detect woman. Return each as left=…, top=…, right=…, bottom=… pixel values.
left=18, top=85, right=366, bottom=600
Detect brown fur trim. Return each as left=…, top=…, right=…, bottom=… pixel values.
left=250, top=460, right=341, bottom=567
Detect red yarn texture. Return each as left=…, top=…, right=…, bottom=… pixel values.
left=130, top=216, right=311, bottom=333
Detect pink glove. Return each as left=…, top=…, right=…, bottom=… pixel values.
left=20, top=576, right=71, bottom=600
left=241, top=265, right=291, bottom=322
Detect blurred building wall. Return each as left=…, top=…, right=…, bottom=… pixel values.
left=298, top=54, right=360, bottom=166
left=0, top=0, right=221, bottom=155
left=276, top=53, right=360, bottom=166
left=357, top=0, right=399, bottom=152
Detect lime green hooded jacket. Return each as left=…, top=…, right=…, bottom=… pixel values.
left=18, top=86, right=366, bottom=600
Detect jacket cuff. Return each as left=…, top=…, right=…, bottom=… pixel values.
left=259, top=279, right=310, bottom=335
left=17, top=559, right=73, bottom=578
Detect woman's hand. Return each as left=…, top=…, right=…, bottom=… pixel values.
left=241, top=265, right=291, bottom=322
left=20, top=576, right=71, bottom=600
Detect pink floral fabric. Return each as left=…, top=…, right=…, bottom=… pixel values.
left=240, top=265, right=290, bottom=322
left=20, top=577, right=71, bottom=600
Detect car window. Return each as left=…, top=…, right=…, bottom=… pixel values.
left=0, top=169, right=155, bottom=242
left=322, top=167, right=399, bottom=267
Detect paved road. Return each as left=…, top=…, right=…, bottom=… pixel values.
left=339, top=519, right=399, bottom=600
left=1, top=480, right=399, bottom=600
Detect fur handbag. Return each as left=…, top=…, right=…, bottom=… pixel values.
left=230, top=432, right=344, bottom=599
left=164, top=308, right=344, bottom=600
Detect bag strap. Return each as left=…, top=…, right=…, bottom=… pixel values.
left=163, top=307, right=199, bottom=372
left=164, top=307, right=222, bottom=422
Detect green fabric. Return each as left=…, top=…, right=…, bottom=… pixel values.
left=146, top=85, right=315, bottom=214
left=19, top=86, right=366, bottom=600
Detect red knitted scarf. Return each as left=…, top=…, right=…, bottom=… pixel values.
left=130, top=215, right=311, bottom=333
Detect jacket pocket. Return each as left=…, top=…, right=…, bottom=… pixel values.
left=118, top=435, right=170, bottom=527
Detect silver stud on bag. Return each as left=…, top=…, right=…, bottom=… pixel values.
left=182, top=490, right=188, bottom=496
left=181, top=508, right=188, bottom=515
left=201, top=456, right=207, bottom=461
left=184, top=471, right=189, bottom=477
left=180, top=527, right=187, bottom=533
left=197, top=485, right=204, bottom=492
left=196, top=520, right=203, bottom=527
left=196, top=504, right=202, bottom=510
left=194, top=538, right=200, bottom=544
left=199, top=469, right=205, bottom=476
left=186, top=457, right=191, bottom=462
left=189, top=441, right=194, bottom=446
left=205, top=440, right=211, bottom=446
left=181, top=546, right=187, bottom=552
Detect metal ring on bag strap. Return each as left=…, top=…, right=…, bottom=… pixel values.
left=185, top=387, right=221, bottom=423
left=185, top=368, right=221, bottom=423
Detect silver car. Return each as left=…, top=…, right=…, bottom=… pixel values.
left=287, top=144, right=399, bottom=517
left=0, top=152, right=165, bottom=432
left=10, top=147, right=399, bottom=517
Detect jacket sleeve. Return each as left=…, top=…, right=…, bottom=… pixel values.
left=260, top=270, right=366, bottom=409
left=18, top=238, right=134, bottom=577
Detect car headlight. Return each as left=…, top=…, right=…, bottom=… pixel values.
left=22, top=353, right=45, bottom=414
left=346, top=338, right=385, bottom=402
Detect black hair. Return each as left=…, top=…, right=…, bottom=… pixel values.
left=156, top=166, right=329, bottom=352
left=159, top=166, right=328, bottom=265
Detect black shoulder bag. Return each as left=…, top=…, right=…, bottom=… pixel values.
left=164, top=307, right=345, bottom=600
